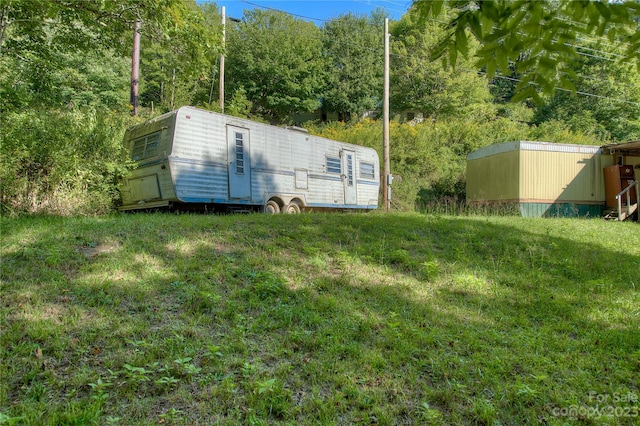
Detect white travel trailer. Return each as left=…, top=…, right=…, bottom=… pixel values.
left=118, top=106, right=380, bottom=213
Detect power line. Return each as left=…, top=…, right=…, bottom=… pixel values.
left=354, top=0, right=410, bottom=16
left=239, top=0, right=328, bottom=23
left=483, top=73, right=640, bottom=107
left=226, top=0, right=634, bottom=64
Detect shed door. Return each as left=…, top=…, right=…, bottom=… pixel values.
left=227, top=126, right=251, bottom=199
left=342, top=150, right=357, bottom=205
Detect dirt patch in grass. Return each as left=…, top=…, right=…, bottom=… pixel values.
left=79, top=241, right=120, bottom=259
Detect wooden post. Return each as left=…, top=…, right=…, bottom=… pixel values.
left=220, top=6, right=226, bottom=113
left=383, top=18, right=390, bottom=211
left=131, top=20, right=141, bottom=116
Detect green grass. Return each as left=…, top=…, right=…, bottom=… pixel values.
left=1, top=212, right=639, bottom=425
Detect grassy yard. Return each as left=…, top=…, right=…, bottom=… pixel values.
left=1, top=212, right=639, bottom=425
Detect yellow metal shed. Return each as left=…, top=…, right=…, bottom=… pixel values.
left=466, top=141, right=614, bottom=217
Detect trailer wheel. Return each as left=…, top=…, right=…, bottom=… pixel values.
left=264, top=200, right=280, bottom=214
left=284, top=201, right=301, bottom=214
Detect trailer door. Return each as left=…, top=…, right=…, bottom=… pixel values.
left=342, top=150, right=357, bottom=205
left=227, top=126, right=251, bottom=199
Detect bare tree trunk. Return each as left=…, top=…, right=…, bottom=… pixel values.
left=171, top=68, right=176, bottom=109
left=0, top=5, right=11, bottom=54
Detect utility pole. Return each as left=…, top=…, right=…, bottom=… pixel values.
left=383, top=18, right=391, bottom=211
left=130, top=20, right=141, bottom=116
left=220, top=6, right=226, bottom=113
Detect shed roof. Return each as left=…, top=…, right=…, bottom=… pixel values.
left=602, top=140, right=640, bottom=156
left=467, top=141, right=602, bottom=161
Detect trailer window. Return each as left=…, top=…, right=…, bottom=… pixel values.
left=234, top=132, right=245, bottom=174
left=326, top=156, right=341, bottom=174
left=131, top=133, right=160, bottom=161
left=360, top=162, right=375, bottom=179
left=346, top=154, right=354, bottom=186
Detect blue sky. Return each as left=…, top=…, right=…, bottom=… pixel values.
left=210, top=0, right=411, bottom=24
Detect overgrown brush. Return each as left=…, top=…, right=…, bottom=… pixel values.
left=0, top=109, right=138, bottom=216
left=0, top=107, right=607, bottom=216
left=309, top=117, right=603, bottom=211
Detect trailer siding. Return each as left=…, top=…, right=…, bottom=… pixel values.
left=119, top=107, right=379, bottom=211
left=120, top=112, right=178, bottom=206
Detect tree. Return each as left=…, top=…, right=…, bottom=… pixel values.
left=139, top=1, right=222, bottom=112
left=0, top=0, right=221, bottom=214
left=322, top=11, right=385, bottom=121
left=226, top=9, right=326, bottom=123
left=412, top=0, right=640, bottom=102
left=1, top=0, right=192, bottom=60
left=390, top=8, right=494, bottom=121
left=532, top=40, right=640, bottom=142
left=0, top=43, right=133, bottom=214
left=0, top=0, right=219, bottom=112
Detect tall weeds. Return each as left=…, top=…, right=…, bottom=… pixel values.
left=0, top=109, right=137, bottom=216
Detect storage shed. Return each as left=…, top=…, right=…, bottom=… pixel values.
left=466, top=141, right=613, bottom=217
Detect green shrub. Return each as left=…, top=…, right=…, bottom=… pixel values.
left=0, top=109, right=136, bottom=216
left=309, top=117, right=603, bottom=212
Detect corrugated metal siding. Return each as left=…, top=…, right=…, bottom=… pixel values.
left=519, top=150, right=605, bottom=202
left=466, top=141, right=520, bottom=161
left=467, top=140, right=602, bottom=161
left=519, top=141, right=601, bottom=154
left=173, top=110, right=227, bottom=163
left=466, top=150, right=520, bottom=201
left=465, top=141, right=617, bottom=217
left=171, top=158, right=228, bottom=202
left=171, top=109, right=228, bottom=202
left=260, top=126, right=297, bottom=198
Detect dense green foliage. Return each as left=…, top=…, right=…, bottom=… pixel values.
left=1, top=0, right=639, bottom=215
left=391, top=8, right=494, bottom=121
left=2, top=213, right=638, bottom=424
left=0, top=109, right=133, bottom=215
left=0, top=0, right=217, bottom=215
left=226, top=10, right=326, bottom=122
left=309, top=117, right=604, bottom=210
left=0, top=40, right=137, bottom=214
left=532, top=41, right=640, bottom=141
left=322, top=12, right=385, bottom=121
left=139, top=2, right=222, bottom=112
left=413, top=0, right=640, bottom=102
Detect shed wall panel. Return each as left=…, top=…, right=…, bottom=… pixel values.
left=465, top=141, right=619, bottom=218
left=466, top=150, right=519, bottom=201
left=519, top=150, right=606, bottom=202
